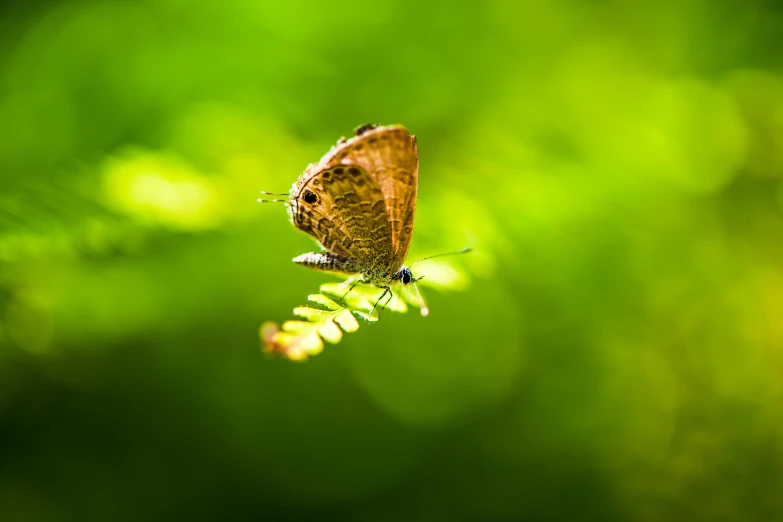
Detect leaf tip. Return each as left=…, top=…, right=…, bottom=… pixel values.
left=259, top=321, right=322, bottom=361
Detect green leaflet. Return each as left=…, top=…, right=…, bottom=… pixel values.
left=260, top=258, right=471, bottom=360
left=317, top=320, right=343, bottom=344
left=307, top=294, right=340, bottom=310
left=334, top=310, right=360, bottom=332
left=293, top=307, right=332, bottom=321
left=261, top=279, right=422, bottom=360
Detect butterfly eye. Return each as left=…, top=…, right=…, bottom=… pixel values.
left=303, top=190, right=318, bottom=204
left=401, top=268, right=412, bottom=285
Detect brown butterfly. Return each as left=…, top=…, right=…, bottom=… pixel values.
left=260, top=124, right=425, bottom=314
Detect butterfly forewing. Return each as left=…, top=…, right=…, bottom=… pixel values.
left=323, top=126, right=418, bottom=270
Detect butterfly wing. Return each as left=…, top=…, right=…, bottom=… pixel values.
left=288, top=164, right=395, bottom=274
left=300, top=125, right=418, bottom=272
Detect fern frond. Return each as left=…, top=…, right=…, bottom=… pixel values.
left=259, top=259, right=471, bottom=361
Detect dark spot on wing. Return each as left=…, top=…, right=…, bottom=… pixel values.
left=303, top=190, right=318, bottom=204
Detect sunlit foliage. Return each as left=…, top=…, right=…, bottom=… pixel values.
left=1, top=0, right=783, bottom=520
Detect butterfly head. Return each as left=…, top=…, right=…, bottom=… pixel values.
left=394, top=266, right=421, bottom=286
left=392, top=266, right=428, bottom=316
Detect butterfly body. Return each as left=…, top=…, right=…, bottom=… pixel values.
left=285, top=124, right=419, bottom=288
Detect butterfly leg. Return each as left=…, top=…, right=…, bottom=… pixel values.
left=371, top=286, right=393, bottom=317
left=381, top=288, right=395, bottom=312
left=339, top=279, right=361, bottom=303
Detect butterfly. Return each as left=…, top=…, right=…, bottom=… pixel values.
left=260, top=124, right=426, bottom=315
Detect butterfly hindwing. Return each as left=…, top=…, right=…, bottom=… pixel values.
left=289, top=164, right=395, bottom=274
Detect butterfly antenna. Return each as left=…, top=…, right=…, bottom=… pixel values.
left=258, top=191, right=289, bottom=203
left=410, top=247, right=473, bottom=267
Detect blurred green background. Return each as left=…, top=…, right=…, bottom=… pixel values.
left=2, top=0, right=783, bottom=520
